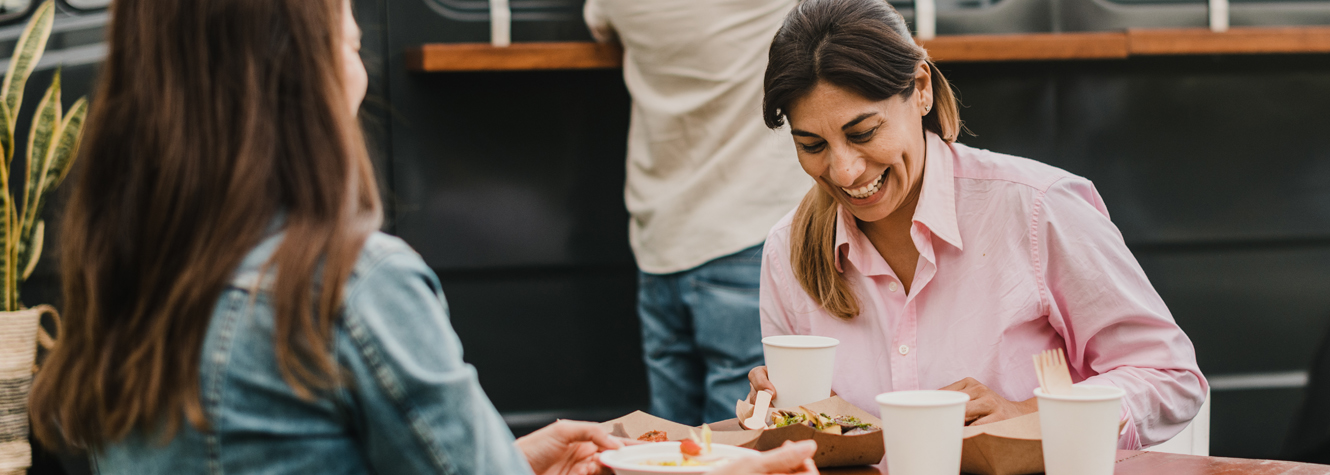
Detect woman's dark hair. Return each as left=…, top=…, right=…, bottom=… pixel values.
left=30, top=0, right=381, bottom=449
left=763, top=0, right=962, bottom=320
left=763, top=0, right=960, bottom=139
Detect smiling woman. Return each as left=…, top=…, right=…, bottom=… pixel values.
left=747, top=0, right=1209, bottom=451
left=762, top=0, right=962, bottom=310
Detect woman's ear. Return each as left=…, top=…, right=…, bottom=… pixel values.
left=915, top=62, right=934, bottom=116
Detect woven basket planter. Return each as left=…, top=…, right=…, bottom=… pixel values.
left=0, top=305, right=57, bottom=475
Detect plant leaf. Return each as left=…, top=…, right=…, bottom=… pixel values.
left=47, top=97, right=86, bottom=189
left=0, top=0, right=55, bottom=125
left=18, top=95, right=85, bottom=276
left=18, top=70, right=60, bottom=270
left=21, top=220, right=41, bottom=281
left=2, top=197, right=14, bottom=311
left=0, top=196, right=9, bottom=311
left=0, top=100, right=11, bottom=175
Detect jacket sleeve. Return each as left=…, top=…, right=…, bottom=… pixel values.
left=582, top=0, right=616, bottom=43
left=337, top=249, right=534, bottom=475
left=1035, top=176, right=1209, bottom=449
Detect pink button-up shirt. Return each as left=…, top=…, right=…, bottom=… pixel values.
left=759, top=132, right=1208, bottom=449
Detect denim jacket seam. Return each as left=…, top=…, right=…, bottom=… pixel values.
left=203, top=290, right=248, bottom=475
left=344, top=239, right=414, bottom=290
left=340, top=305, right=459, bottom=475
left=339, top=246, right=458, bottom=475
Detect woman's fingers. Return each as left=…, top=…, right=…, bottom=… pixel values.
left=551, top=420, right=624, bottom=450
left=939, top=377, right=980, bottom=393
left=748, top=366, right=777, bottom=402
left=971, top=413, right=1002, bottom=426
left=750, top=440, right=818, bottom=472
left=617, top=436, right=646, bottom=446
left=940, top=377, right=996, bottom=425
left=964, top=396, right=994, bottom=424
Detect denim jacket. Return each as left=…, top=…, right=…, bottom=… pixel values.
left=94, top=232, right=534, bottom=475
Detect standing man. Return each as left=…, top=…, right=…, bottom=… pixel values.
left=584, top=0, right=810, bottom=424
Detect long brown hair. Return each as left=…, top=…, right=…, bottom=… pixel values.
left=30, top=0, right=381, bottom=449
left=762, top=0, right=962, bottom=319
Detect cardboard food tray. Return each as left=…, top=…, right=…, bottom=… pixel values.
left=959, top=412, right=1042, bottom=475
left=600, top=396, right=884, bottom=468
left=601, top=396, right=1046, bottom=474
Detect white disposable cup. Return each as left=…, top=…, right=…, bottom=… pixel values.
left=489, top=0, right=511, bottom=47
left=1209, top=0, right=1229, bottom=33
left=875, top=390, right=969, bottom=475
left=915, top=0, right=937, bottom=40
left=1035, top=385, right=1125, bottom=475
left=762, top=335, right=838, bottom=408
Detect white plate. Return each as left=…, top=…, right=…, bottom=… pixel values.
left=599, top=441, right=759, bottom=475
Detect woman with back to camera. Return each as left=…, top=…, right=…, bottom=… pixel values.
left=27, top=0, right=818, bottom=473
left=746, top=0, right=1208, bottom=449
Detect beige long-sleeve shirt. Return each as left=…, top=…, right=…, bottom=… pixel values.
left=585, top=0, right=812, bottom=274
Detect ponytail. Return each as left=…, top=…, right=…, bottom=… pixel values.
left=790, top=187, right=860, bottom=320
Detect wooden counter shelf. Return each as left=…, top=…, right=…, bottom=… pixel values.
left=406, top=41, right=623, bottom=72
left=407, top=26, right=1330, bottom=72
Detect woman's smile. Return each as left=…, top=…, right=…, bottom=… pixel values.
left=841, top=168, right=889, bottom=204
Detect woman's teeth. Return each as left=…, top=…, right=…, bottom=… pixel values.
left=842, top=171, right=886, bottom=199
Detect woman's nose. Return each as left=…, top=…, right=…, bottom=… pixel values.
left=827, top=147, right=866, bottom=187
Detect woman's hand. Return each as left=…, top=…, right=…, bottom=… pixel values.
left=515, top=420, right=630, bottom=475
left=747, top=366, right=837, bottom=404
left=711, top=440, right=820, bottom=475
left=939, top=377, right=1038, bottom=426
left=746, top=366, right=778, bottom=403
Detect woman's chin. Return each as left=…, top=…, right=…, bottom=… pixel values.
left=843, top=199, right=897, bottom=224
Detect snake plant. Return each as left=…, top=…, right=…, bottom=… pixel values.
left=0, top=0, right=88, bottom=311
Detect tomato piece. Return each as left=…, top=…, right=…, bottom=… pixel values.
left=679, top=439, right=703, bottom=456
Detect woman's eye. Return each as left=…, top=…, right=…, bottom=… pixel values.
left=848, top=127, right=877, bottom=143
left=799, top=142, right=826, bottom=153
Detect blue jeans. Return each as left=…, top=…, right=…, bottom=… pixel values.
left=638, top=243, right=765, bottom=425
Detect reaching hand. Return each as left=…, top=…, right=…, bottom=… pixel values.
left=515, top=420, right=628, bottom=475
left=712, top=440, right=820, bottom=475
left=747, top=366, right=835, bottom=404
left=746, top=365, right=778, bottom=404
left=939, top=377, right=1038, bottom=426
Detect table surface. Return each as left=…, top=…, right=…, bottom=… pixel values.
left=820, top=450, right=1330, bottom=475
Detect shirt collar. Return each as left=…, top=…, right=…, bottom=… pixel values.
left=833, top=131, right=963, bottom=274
left=913, top=131, right=964, bottom=251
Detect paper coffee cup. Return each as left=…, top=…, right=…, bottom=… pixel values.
left=762, top=335, right=837, bottom=408
left=876, top=390, right=969, bottom=475
left=1035, top=385, right=1125, bottom=475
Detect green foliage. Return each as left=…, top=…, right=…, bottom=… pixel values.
left=0, top=1, right=88, bottom=310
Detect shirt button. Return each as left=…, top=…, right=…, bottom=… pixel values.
left=899, top=345, right=910, bottom=355
left=889, top=282, right=899, bottom=292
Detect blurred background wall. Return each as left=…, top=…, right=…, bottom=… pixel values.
left=12, top=0, right=1330, bottom=472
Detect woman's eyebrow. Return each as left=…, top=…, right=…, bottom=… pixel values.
left=791, top=129, right=821, bottom=138
left=841, top=112, right=878, bottom=130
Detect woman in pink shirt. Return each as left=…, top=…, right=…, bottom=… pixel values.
left=745, top=0, right=1207, bottom=449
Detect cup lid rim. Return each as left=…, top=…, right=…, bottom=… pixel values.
left=875, top=390, right=971, bottom=407
left=761, top=335, right=840, bottom=349
left=1033, top=385, right=1126, bottom=401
